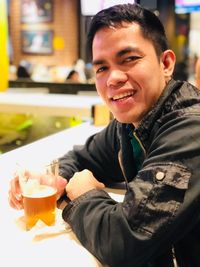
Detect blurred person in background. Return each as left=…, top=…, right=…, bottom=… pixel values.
left=16, top=65, right=31, bottom=79
left=16, top=60, right=32, bottom=80
left=66, top=69, right=81, bottom=83
left=74, top=59, right=87, bottom=83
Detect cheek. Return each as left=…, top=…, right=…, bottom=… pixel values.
left=137, top=64, right=164, bottom=88
left=95, top=80, right=106, bottom=98
left=134, top=66, right=156, bottom=80
left=96, top=85, right=102, bottom=97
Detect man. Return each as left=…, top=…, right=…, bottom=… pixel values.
left=9, top=4, right=200, bottom=267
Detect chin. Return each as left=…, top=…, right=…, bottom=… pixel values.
left=114, top=116, right=133, bottom=124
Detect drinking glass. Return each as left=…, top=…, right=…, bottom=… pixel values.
left=17, top=160, right=59, bottom=230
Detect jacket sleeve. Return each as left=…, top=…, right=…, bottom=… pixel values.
left=58, top=119, right=124, bottom=185
left=62, top=114, right=200, bottom=267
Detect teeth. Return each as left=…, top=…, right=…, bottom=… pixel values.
left=112, top=92, right=134, bottom=100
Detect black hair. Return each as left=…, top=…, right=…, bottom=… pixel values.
left=17, top=65, right=31, bottom=79
left=87, top=3, right=168, bottom=58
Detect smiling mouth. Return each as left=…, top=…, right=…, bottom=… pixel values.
left=112, top=91, right=135, bottom=101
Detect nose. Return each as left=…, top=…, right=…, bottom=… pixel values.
left=106, top=69, right=128, bottom=88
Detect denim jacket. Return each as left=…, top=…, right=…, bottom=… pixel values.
left=59, top=79, right=200, bottom=267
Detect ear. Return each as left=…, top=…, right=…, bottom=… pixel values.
left=160, top=50, right=176, bottom=82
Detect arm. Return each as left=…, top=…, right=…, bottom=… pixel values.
left=8, top=119, right=123, bottom=210
left=62, top=114, right=200, bottom=267
left=58, top=119, right=125, bottom=186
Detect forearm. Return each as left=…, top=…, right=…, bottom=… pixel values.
left=58, top=122, right=124, bottom=185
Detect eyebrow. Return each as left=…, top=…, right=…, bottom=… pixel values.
left=92, top=46, right=142, bottom=66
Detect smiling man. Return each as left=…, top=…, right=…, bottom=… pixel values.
left=91, top=21, right=175, bottom=126
left=9, top=3, right=200, bottom=267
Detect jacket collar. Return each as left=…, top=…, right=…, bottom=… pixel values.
left=134, top=79, right=183, bottom=150
left=117, top=79, right=183, bottom=181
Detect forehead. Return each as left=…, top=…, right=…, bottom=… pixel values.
left=92, top=22, right=154, bottom=60
left=93, top=22, right=141, bottom=45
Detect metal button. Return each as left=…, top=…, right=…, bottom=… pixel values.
left=156, top=171, right=165, bottom=181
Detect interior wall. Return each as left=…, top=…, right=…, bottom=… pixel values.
left=9, top=0, right=79, bottom=67
left=188, top=11, right=200, bottom=82
left=189, top=11, right=200, bottom=57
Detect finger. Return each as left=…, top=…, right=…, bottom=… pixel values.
left=12, top=174, right=23, bottom=194
left=97, top=182, right=105, bottom=189
left=57, top=175, right=67, bottom=187
left=8, top=175, right=23, bottom=209
left=56, top=176, right=68, bottom=199
left=8, top=189, right=23, bottom=210
left=57, top=176, right=67, bottom=192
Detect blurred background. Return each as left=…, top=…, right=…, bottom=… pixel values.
left=1, top=0, right=200, bottom=153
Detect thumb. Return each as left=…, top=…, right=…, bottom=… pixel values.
left=56, top=175, right=68, bottom=198
left=97, top=181, right=105, bottom=189
left=57, top=175, right=67, bottom=189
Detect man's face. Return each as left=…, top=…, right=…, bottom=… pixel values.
left=92, top=22, right=175, bottom=126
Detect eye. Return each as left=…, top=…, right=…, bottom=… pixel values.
left=95, top=66, right=108, bottom=74
left=123, top=56, right=141, bottom=63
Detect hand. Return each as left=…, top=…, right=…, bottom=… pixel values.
left=39, top=173, right=68, bottom=200
left=65, top=169, right=105, bottom=201
left=8, top=171, right=67, bottom=210
left=8, top=173, right=23, bottom=210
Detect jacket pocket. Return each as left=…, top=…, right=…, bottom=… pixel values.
left=124, top=162, right=191, bottom=236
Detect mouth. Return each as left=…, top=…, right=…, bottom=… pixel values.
left=111, top=91, right=136, bottom=101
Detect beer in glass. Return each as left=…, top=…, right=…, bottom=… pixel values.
left=23, top=184, right=57, bottom=230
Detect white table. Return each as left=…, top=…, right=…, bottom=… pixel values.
left=0, top=122, right=125, bottom=267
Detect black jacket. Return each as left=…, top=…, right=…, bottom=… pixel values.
left=59, top=79, right=200, bottom=267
